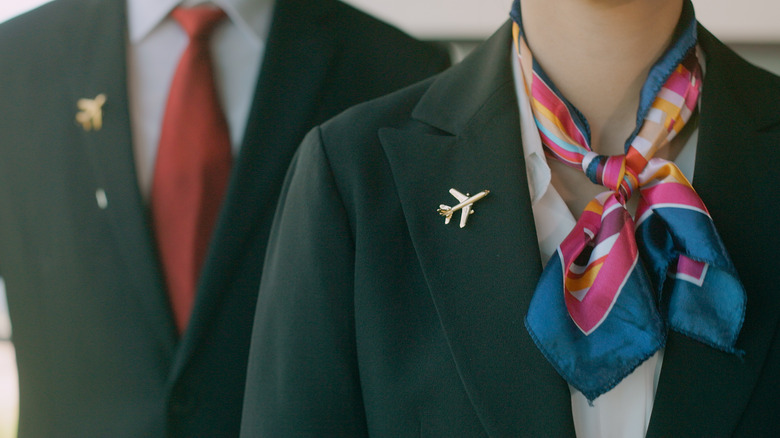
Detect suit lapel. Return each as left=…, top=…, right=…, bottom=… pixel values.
left=647, top=26, right=780, bottom=436
left=172, top=0, right=339, bottom=374
left=71, top=0, right=177, bottom=352
left=381, top=23, right=574, bottom=437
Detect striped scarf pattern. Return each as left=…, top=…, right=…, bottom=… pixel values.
left=513, top=0, right=746, bottom=401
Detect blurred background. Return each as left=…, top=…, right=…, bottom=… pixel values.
left=0, top=0, right=778, bottom=437
left=346, top=0, right=780, bottom=72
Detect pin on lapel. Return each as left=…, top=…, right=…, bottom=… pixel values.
left=76, top=94, right=107, bottom=131
left=437, top=188, right=490, bottom=228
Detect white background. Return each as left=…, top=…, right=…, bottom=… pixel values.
left=2, top=0, right=780, bottom=42
left=0, top=0, right=52, bottom=23
left=344, top=0, right=780, bottom=42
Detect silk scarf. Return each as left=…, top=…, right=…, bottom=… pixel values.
left=512, top=0, right=746, bottom=401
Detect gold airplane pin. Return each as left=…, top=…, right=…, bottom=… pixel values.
left=76, top=94, right=107, bottom=131
left=437, top=188, right=490, bottom=228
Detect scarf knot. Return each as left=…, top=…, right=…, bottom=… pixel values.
left=582, top=153, right=638, bottom=202
left=513, top=0, right=746, bottom=402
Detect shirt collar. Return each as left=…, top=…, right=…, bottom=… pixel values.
left=509, top=43, right=706, bottom=206
left=127, top=0, right=275, bottom=47
left=511, top=46, right=551, bottom=205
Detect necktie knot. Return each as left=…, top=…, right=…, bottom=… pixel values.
left=172, top=6, right=226, bottom=41
left=583, top=153, right=638, bottom=203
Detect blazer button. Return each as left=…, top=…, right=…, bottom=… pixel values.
left=95, top=188, right=108, bottom=209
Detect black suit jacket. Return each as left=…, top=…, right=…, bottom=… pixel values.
left=242, top=22, right=780, bottom=437
left=0, top=0, right=449, bottom=436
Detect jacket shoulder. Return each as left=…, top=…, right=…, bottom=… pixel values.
left=321, top=1, right=450, bottom=73
left=0, top=0, right=108, bottom=71
left=327, top=2, right=443, bottom=53
left=0, top=0, right=89, bottom=42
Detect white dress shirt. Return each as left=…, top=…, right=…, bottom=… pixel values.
left=511, top=48, right=700, bottom=438
left=126, top=0, right=275, bottom=199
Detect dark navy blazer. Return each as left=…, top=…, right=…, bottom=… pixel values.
left=0, top=0, right=449, bottom=436
left=243, top=21, right=780, bottom=437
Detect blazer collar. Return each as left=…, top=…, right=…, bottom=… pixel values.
left=380, top=21, right=576, bottom=437
left=72, top=0, right=178, bottom=353
left=383, top=20, right=780, bottom=436
left=67, top=0, right=348, bottom=381
left=171, top=0, right=340, bottom=376
left=647, top=25, right=780, bottom=437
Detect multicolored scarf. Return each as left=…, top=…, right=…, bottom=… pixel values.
left=512, top=0, right=746, bottom=401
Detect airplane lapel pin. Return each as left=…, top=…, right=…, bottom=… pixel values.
left=76, top=93, right=107, bottom=131
left=437, top=188, right=490, bottom=228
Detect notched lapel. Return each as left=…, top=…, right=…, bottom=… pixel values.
left=378, top=27, right=574, bottom=433
left=174, top=0, right=339, bottom=373
left=73, top=0, right=177, bottom=351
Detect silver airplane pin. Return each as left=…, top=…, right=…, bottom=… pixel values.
left=437, top=188, right=490, bottom=228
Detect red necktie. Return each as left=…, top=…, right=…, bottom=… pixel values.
left=151, top=7, right=231, bottom=334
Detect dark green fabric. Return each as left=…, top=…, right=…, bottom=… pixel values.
left=0, top=0, right=450, bottom=436
left=242, top=22, right=780, bottom=437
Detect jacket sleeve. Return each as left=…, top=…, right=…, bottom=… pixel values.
left=240, top=127, right=367, bottom=437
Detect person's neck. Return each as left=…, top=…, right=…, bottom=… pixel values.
left=520, top=0, right=683, bottom=155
